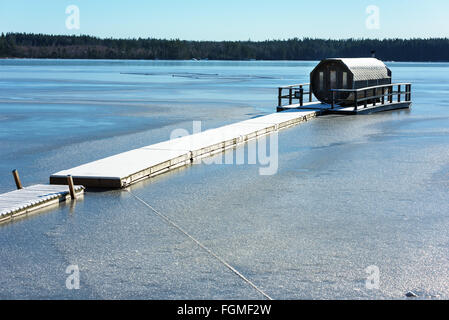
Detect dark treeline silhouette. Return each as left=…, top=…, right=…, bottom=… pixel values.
left=1, top=33, right=449, bottom=61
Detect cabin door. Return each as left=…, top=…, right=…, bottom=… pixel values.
left=325, top=63, right=339, bottom=101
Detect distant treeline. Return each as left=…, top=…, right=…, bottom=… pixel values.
left=1, top=33, right=449, bottom=61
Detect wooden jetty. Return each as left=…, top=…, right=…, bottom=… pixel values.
left=277, top=82, right=412, bottom=114
left=277, top=83, right=411, bottom=114
left=277, top=58, right=412, bottom=114
left=50, top=110, right=318, bottom=189
left=0, top=184, right=84, bottom=224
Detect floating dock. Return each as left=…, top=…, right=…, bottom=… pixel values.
left=50, top=58, right=412, bottom=189
left=277, top=100, right=412, bottom=114
left=50, top=110, right=318, bottom=188
left=0, top=184, right=84, bottom=223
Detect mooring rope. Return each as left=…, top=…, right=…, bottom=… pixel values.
left=126, top=189, right=273, bottom=300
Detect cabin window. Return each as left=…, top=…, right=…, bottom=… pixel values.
left=342, top=72, right=348, bottom=88
left=330, top=71, right=337, bottom=89
left=319, top=72, right=324, bottom=91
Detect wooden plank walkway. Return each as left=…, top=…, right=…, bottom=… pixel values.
left=277, top=101, right=411, bottom=114
left=0, top=184, right=84, bottom=223
left=50, top=110, right=318, bottom=188
left=327, top=101, right=412, bottom=115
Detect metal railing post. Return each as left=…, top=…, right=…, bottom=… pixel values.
left=289, top=88, right=293, bottom=105
left=278, top=87, right=282, bottom=106
left=299, top=86, right=304, bottom=107
left=364, top=90, right=368, bottom=108
left=398, top=85, right=401, bottom=103
left=331, top=91, right=335, bottom=109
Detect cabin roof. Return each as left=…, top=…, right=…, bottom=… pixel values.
left=326, top=58, right=391, bottom=82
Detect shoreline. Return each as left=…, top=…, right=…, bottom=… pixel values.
left=1, top=57, right=449, bottom=63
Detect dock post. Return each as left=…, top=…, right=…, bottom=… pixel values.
left=67, top=175, right=77, bottom=200
left=12, top=169, right=23, bottom=190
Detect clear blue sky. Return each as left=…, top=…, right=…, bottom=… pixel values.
left=0, top=0, right=448, bottom=40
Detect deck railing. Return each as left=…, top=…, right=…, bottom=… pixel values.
left=278, top=83, right=313, bottom=107
left=331, top=83, right=412, bottom=111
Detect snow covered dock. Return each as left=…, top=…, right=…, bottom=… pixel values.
left=0, top=184, right=84, bottom=224
left=50, top=110, right=318, bottom=188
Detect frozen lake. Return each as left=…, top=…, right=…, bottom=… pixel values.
left=0, top=59, right=448, bottom=299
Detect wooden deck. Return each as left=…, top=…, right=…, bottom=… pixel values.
left=277, top=101, right=412, bottom=114
left=0, top=184, right=84, bottom=224
left=277, top=101, right=323, bottom=112
left=327, top=101, right=412, bottom=115
left=277, top=82, right=412, bottom=115
left=50, top=110, right=318, bottom=189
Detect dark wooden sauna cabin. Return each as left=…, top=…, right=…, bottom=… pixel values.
left=310, top=58, right=392, bottom=104
left=277, top=57, right=411, bottom=114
